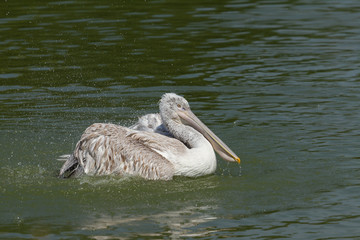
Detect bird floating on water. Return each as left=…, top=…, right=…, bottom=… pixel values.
left=59, top=93, right=240, bottom=180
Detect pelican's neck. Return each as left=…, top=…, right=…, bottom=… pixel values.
left=163, top=118, right=217, bottom=177
left=160, top=113, right=217, bottom=177
left=163, top=118, right=203, bottom=148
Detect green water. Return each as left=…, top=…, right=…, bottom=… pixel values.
left=1, top=0, right=360, bottom=239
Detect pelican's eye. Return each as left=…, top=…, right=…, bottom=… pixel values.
left=177, top=104, right=181, bottom=109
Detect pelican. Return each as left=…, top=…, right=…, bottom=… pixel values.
left=59, top=93, right=240, bottom=180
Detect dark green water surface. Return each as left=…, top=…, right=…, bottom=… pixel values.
left=1, top=0, right=359, bottom=239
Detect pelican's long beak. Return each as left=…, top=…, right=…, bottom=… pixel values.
left=178, top=109, right=240, bottom=163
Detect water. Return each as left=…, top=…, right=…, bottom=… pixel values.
left=1, top=0, right=359, bottom=239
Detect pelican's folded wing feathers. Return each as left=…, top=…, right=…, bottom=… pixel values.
left=70, top=123, right=175, bottom=180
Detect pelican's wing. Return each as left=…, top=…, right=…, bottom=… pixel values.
left=60, top=123, right=175, bottom=180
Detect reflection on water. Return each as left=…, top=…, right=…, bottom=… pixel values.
left=1, top=0, right=360, bottom=238
left=81, top=205, right=218, bottom=239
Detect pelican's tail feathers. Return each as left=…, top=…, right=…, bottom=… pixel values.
left=58, top=154, right=84, bottom=178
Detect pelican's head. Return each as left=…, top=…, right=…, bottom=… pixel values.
left=159, top=93, right=191, bottom=124
left=159, top=93, right=240, bottom=164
